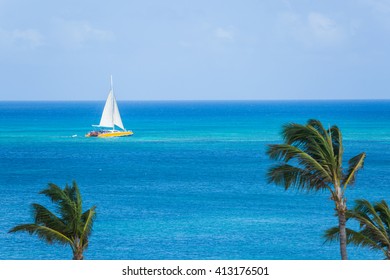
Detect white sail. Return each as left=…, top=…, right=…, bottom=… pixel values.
left=112, top=93, right=125, bottom=130
left=86, top=75, right=133, bottom=137
left=99, top=90, right=114, bottom=128
left=97, top=77, right=125, bottom=130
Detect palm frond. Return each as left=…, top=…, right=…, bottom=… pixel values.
left=306, top=124, right=336, bottom=173
left=308, top=119, right=336, bottom=164
left=40, top=184, right=74, bottom=221
left=73, top=181, right=83, bottom=216
left=342, top=152, right=366, bottom=187
left=80, top=206, right=97, bottom=248
left=352, top=199, right=375, bottom=217
left=66, top=181, right=83, bottom=235
left=352, top=200, right=386, bottom=231
left=327, top=199, right=390, bottom=259
left=267, top=163, right=330, bottom=192
left=345, top=230, right=383, bottom=250
left=45, top=182, right=82, bottom=232
left=280, top=121, right=337, bottom=176
left=323, top=226, right=341, bottom=243
left=9, top=181, right=96, bottom=259
left=329, top=125, right=343, bottom=176
left=267, top=119, right=369, bottom=260
left=31, top=203, right=66, bottom=233
left=40, top=183, right=70, bottom=203
left=267, top=144, right=333, bottom=183
left=350, top=200, right=390, bottom=246
left=306, top=119, right=329, bottom=140
left=324, top=226, right=384, bottom=251
left=9, top=224, right=72, bottom=246
left=375, top=200, right=390, bottom=231
left=266, top=119, right=351, bottom=194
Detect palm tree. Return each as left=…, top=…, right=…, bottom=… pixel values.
left=9, top=181, right=96, bottom=260
left=266, top=119, right=366, bottom=260
left=325, top=199, right=390, bottom=260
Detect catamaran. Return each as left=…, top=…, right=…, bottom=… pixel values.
left=86, top=76, right=133, bottom=138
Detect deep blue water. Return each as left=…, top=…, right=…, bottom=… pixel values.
left=0, top=100, right=389, bottom=260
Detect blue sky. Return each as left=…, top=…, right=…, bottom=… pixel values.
left=0, top=0, right=389, bottom=100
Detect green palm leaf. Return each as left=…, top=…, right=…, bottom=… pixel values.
left=40, top=183, right=76, bottom=225
left=9, top=224, right=72, bottom=245
left=267, top=163, right=330, bottom=191
left=80, top=206, right=97, bottom=248
left=266, top=119, right=366, bottom=260
left=267, top=144, right=333, bottom=183
left=329, top=125, right=343, bottom=177
left=32, top=203, right=67, bottom=233
left=342, top=152, right=366, bottom=188
left=9, top=181, right=96, bottom=260
left=324, top=226, right=384, bottom=252
left=351, top=200, right=389, bottom=246
left=282, top=120, right=334, bottom=166
left=325, top=199, right=390, bottom=259
left=376, top=200, right=390, bottom=230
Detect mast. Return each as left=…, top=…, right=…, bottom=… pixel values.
left=96, top=75, right=125, bottom=131
left=111, top=75, right=114, bottom=131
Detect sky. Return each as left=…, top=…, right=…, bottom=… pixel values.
left=0, top=0, right=389, bottom=101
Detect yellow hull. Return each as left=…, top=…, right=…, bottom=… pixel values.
left=85, top=131, right=133, bottom=138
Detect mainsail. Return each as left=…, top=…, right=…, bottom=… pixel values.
left=97, top=76, right=125, bottom=130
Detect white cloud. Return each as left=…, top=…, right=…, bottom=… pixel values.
left=361, top=0, right=390, bottom=28
left=308, top=13, right=344, bottom=45
left=53, top=19, right=114, bottom=48
left=282, top=0, right=293, bottom=9
left=215, top=27, right=234, bottom=41
left=13, top=29, right=44, bottom=47
left=178, top=40, right=192, bottom=47
left=277, top=11, right=345, bottom=47
left=363, top=0, right=390, bottom=14
left=0, top=28, right=44, bottom=49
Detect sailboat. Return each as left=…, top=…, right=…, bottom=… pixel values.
left=86, top=76, right=133, bottom=138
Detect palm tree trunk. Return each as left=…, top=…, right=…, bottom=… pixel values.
left=333, top=182, right=348, bottom=260
left=73, top=249, right=84, bottom=260
left=337, top=208, right=348, bottom=260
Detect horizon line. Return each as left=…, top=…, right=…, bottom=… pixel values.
left=1, top=98, right=390, bottom=102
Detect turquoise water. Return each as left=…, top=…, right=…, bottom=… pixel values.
left=0, top=101, right=389, bottom=260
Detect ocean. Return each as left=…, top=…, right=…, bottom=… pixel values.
left=0, top=100, right=389, bottom=260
